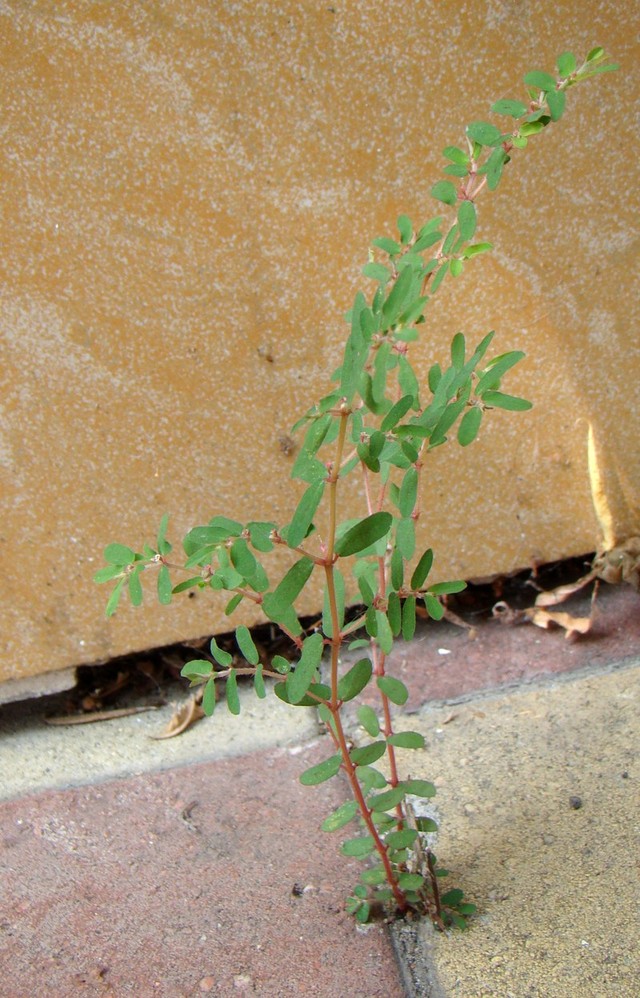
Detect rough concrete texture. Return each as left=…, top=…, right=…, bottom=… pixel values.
left=391, top=665, right=639, bottom=997
left=1, top=1, right=638, bottom=688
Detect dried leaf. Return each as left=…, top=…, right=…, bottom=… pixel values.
left=534, top=571, right=597, bottom=607
left=524, top=606, right=592, bottom=640
left=150, top=694, right=205, bottom=739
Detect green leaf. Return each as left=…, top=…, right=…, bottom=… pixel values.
left=181, top=660, right=213, bottom=682
left=103, top=543, right=135, bottom=566
left=491, top=98, right=527, bottom=117
left=430, top=260, right=449, bottom=293
left=157, top=564, right=173, bottom=605
left=458, top=406, right=482, bottom=446
left=360, top=866, right=388, bottom=885
left=290, top=446, right=327, bottom=484
left=94, top=564, right=125, bottom=584
left=457, top=201, right=477, bottom=241
left=263, top=557, right=314, bottom=621
left=387, top=590, right=401, bottom=636
left=486, top=147, right=508, bottom=191
left=300, top=753, right=342, bottom=786
left=376, top=610, right=394, bottom=654
left=519, top=120, right=547, bottom=137
left=247, top=521, right=276, bottom=553
left=363, top=261, right=391, bottom=283
left=397, top=872, right=425, bottom=890
left=321, top=800, right=359, bottom=832
left=335, top=512, right=392, bottom=557
left=156, top=513, right=171, bottom=555
left=398, top=468, right=418, bottom=518
left=450, top=259, right=464, bottom=278
left=128, top=567, right=143, bottom=607
left=274, top=681, right=331, bottom=707
left=443, top=145, right=468, bottom=164
left=524, top=70, right=557, bottom=92
left=382, top=265, right=414, bottom=328
left=586, top=46, right=605, bottom=63
left=402, top=595, right=417, bottom=640
left=341, top=835, right=376, bottom=858
left=429, top=580, right=466, bottom=595
left=442, top=222, right=459, bottom=256
left=441, top=888, right=465, bottom=907
left=387, top=731, right=425, bottom=749
left=450, top=344, right=467, bottom=388
left=210, top=636, right=232, bottom=667
left=356, top=765, right=387, bottom=791
left=557, top=52, right=576, bottom=76
left=377, top=675, right=409, bottom=706
left=368, top=785, right=406, bottom=811
left=226, top=669, right=241, bottom=715
left=423, top=594, right=444, bottom=620
left=357, top=705, right=380, bottom=738
left=105, top=577, right=126, bottom=617
left=397, top=356, right=420, bottom=406
left=202, top=678, right=216, bottom=715
left=225, top=592, right=244, bottom=616
left=465, top=121, right=503, bottom=146
left=411, top=547, right=434, bottom=589
left=443, top=163, right=469, bottom=178
left=461, top=242, right=493, bottom=259
left=546, top=88, right=566, bottom=121
left=286, top=632, right=324, bottom=704
left=350, top=741, right=387, bottom=765
left=481, top=390, right=532, bottom=411
left=385, top=829, right=419, bottom=850
left=230, top=538, right=258, bottom=580
left=235, top=625, right=259, bottom=665
left=476, top=351, right=525, bottom=394
left=396, top=516, right=415, bottom=560
left=576, top=63, right=619, bottom=78
left=337, top=657, right=372, bottom=702
left=287, top=481, right=325, bottom=549
left=380, top=394, right=414, bottom=432
left=397, top=214, right=412, bottom=244
left=254, top=663, right=266, bottom=699
left=431, top=180, right=457, bottom=206
left=404, top=778, right=436, bottom=798
left=372, top=236, right=401, bottom=255
left=413, top=228, right=442, bottom=252
left=416, top=817, right=438, bottom=833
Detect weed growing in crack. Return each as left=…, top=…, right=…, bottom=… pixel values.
left=96, top=48, right=617, bottom=928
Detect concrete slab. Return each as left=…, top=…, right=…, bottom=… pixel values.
left=388, top=663, right=639, bottom=997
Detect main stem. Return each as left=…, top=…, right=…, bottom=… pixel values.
left=323, top=404, right=408, bottom=911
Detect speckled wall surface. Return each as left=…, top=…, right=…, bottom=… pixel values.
left=1, top=1, right=638, bottom=691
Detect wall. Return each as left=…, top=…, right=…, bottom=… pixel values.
left=1, top=0, right=638, bottom=698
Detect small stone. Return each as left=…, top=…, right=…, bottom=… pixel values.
left=569, top=795, right=583, bottom=810
left=199, top=978, right=215, bottom=992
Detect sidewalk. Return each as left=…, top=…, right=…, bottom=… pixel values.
left=0, top=583, right=638, bottom=997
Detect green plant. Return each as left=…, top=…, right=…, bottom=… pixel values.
left=96, top=48, right=617, bottom=928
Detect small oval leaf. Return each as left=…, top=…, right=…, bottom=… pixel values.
left=300, top=753, right=342, bottom=786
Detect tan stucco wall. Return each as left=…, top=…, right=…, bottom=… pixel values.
left=1, top=1, right=638, bottom=694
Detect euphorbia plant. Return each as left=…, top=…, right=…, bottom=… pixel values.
left=96, top=48, right=618, bottom=928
